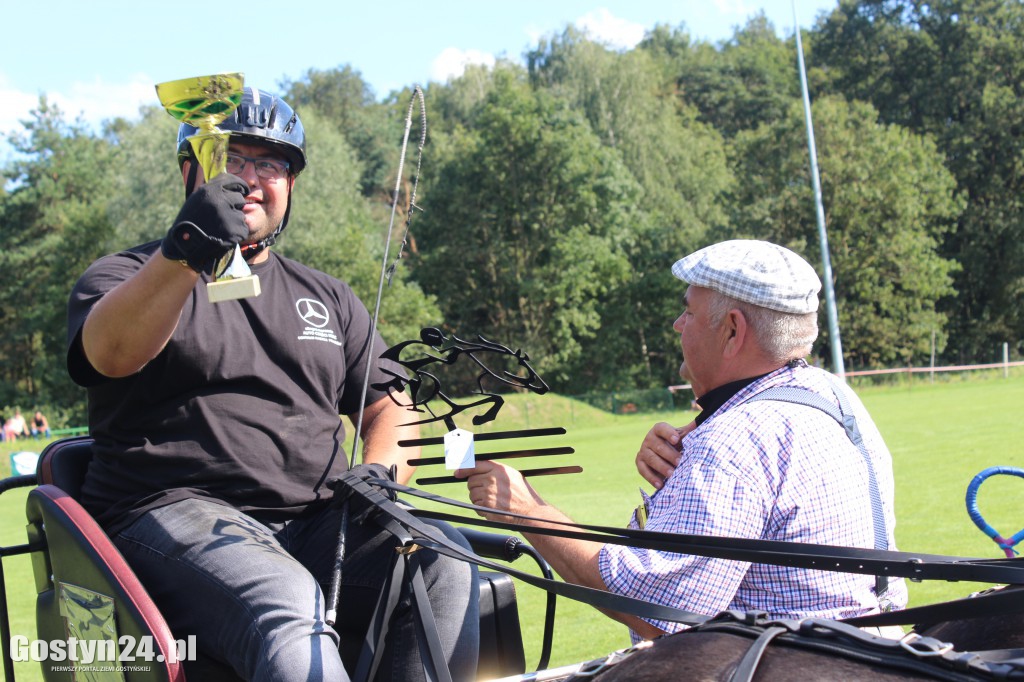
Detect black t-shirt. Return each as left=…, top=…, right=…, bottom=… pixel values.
left=67, top=241, right=398, bottom=533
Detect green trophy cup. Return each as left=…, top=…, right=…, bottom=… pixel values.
left=156, top=73, right=262, bottom=303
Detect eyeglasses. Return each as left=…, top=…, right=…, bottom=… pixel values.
left=224, top=153, right=290, bottom=180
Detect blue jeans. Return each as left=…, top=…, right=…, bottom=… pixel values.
left=113, top=497, right=479, bottom=681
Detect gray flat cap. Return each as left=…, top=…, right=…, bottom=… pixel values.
left=672, top=240, right=821, bottom=314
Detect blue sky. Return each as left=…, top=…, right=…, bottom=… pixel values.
left=2, top=0, right=838, bottom=155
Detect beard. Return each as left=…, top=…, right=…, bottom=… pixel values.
left=243, top=196, right=289, bottom=251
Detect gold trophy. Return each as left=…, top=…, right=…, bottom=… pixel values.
left=156, top=73, right=262, bottom=303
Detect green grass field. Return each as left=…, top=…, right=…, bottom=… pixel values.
left=1, top=372, right=1022, bottom=680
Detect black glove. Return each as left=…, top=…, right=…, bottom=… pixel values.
left=348, top=463, right=399, bottom=501
left=162, top=173, right=249, bottom=274
left=349, top=463, right=392, bottom=482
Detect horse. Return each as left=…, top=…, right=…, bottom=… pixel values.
left=554, top=598, right=1024, bottom=682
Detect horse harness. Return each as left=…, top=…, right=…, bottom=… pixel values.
left=566, top=611, right=1024, bottom=682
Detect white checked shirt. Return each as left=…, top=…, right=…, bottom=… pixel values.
left=598, top=363, right=908, bottom=642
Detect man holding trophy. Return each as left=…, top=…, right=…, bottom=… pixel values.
left=66, top=78, right=478, bottom=681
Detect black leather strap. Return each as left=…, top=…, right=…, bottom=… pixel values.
left=407, top=553, right=453, bottom=682
left=379, top=480, right=1024, bottom=586
left=730, top=624, right=789, bottom=682
left=362, top=478, right=1024, bottom=628
left=353, top=544, right=405, bottom=682
left=350, top=496, right=456, bottom=682
left=337, top=472, right=711, bottom=626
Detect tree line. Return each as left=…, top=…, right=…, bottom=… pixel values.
left=2, top=0, right=1021, bottom=423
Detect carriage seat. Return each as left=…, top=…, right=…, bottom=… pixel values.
left=29, top=436, right=184, bottom=681
left=35, top=435, right=92, bottom=498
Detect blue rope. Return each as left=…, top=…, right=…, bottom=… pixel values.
left=966, top=466, right=1024, bottom=557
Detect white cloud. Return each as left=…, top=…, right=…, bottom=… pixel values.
left=429, top=48, right=497, bottom=84
left=575, top=8, right=646, bottom=50
left=0, top=75, right=44, bottom=137
left=0, top=73, right=155, bottom=140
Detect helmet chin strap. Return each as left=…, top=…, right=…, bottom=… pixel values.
left=239, top=181, right=293, bottom=261
left=184, top=162, right=199, bottom=198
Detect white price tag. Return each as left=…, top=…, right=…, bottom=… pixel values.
left=444, top=429, right=476, bottom=470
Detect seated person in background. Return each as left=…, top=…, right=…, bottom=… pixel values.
left=459, top=240, right=907, bottom=642
left=67, top=87, right=477, bottom=681
left=5, top=410, right=28, bottom=441
left=31, top=410, right=51, bottom=439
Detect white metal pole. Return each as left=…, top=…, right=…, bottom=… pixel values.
left=794, top=2, right=846, bottom=380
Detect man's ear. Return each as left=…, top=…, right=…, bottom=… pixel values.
left=722, top=309, right=747, bottom=359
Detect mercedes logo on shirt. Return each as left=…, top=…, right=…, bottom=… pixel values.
left=296, top=298, right=329, bottom=328
left=295, top=298, right=342, bottom=346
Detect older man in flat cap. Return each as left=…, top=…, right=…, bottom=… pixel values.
left=458, top=240, right=906, bottom=642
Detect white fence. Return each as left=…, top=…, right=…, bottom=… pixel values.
left=668, top=359, right=1024, bottom=394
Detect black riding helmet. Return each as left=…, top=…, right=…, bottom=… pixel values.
left=176, top=87, right=306, bottom=256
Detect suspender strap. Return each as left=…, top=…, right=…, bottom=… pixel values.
left=745, top=381, right=889, bottom=596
